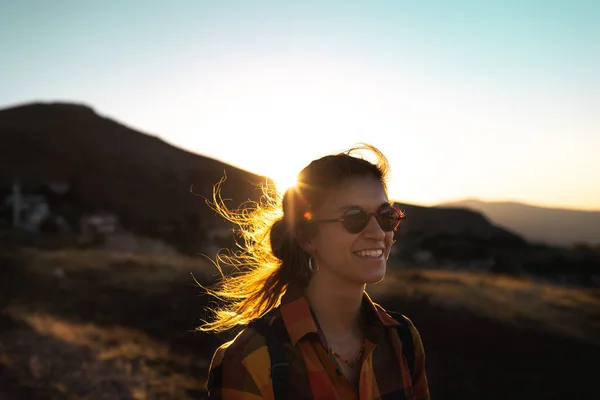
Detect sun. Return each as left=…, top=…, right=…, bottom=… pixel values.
left=273, top=173, right=299, bottom=195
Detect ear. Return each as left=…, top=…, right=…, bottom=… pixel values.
left=296, top=231, right=315, bottom=254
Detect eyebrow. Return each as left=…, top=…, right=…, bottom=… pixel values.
left=337, top=201, right=391, bottom=211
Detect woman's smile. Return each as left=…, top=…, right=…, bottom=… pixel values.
left=353, top=249, right=384, bottom=259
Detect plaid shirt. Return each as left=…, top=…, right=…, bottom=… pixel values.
left=207, top=284, right=430, bottom=400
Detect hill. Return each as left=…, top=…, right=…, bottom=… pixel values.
left=435, top=199, right=600, bottom=247
left=0, top=102, right=270, bottom=250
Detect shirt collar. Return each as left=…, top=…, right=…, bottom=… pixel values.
left=279, top=283, right=400, bottom=346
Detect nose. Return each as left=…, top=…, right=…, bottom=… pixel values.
left=362, top=214, right=386, bottom=240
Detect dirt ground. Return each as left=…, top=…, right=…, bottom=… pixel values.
left=1, top=247, right=599, bottom=399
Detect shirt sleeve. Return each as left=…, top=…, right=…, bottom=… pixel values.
left=207, top=340, right=271, bottom=400
left=409, top=323, right=430, bottom=400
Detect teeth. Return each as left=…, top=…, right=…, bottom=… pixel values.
left=355, top=249, right=383, bottom=258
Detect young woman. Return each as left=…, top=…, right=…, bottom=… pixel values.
left=200, top=144, right=430, bottom=400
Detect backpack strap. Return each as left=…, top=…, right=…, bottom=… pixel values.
left=248, top=318, right=289, bottom=400
left=394, top=314, right=415, bottom=377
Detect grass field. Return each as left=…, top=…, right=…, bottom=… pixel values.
left=369, top=267, right=600, bottom=345
left=1, top=247, right=598, bottom=399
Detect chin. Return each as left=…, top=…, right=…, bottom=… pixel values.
left=364, top=272, right=386, bottom=285
left=358, top=264, right=387, bottom=285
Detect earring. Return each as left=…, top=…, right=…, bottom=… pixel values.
left=308, top=256, right=319, bottom=273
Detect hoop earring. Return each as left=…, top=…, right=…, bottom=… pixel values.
left=308, top=256, right=319, bottom=273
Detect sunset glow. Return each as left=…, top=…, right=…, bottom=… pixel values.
left=273, top=172, right=299, bottom=195
left=1, top=1, right=598, bottom=210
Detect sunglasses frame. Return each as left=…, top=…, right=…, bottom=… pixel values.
left=309, top=205, right=406, bottom=234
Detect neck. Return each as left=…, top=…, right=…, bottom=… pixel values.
left=304, top=269, right=365, bottom=337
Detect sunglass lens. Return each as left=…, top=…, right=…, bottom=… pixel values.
left=379, top=207, right=402, bottom=231
left=342, top=209, right=369, bottom=234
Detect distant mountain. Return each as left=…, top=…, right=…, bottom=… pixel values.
left=435, top=199, right=600, bottom=247
left=0, top=102, right=270, bottom=246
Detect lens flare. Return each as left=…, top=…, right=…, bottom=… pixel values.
left=274, top=175, right=298, bottom=194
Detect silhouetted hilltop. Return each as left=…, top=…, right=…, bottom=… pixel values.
left=395, top=203, right=522, bottom=239
left=0, top=102, right=270, bottom=248
left=392, top=203, right=529, bottom=272
left=436, top=199, right=600, bottom=247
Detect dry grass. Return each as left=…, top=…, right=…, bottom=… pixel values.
left=2, top=247, right=599, bottom=399
left=0, top=246, right=218, bottom=399
left=369, top=267, right=600, bottom=345
left=3, top=307, right=207, bottom=399
left=19, top=247, right=216, bottom=293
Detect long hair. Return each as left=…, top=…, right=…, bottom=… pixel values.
left=197, top=143, right=390, bottom=332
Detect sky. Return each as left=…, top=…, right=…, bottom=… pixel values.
left=1, top=0, right=599, bottom=210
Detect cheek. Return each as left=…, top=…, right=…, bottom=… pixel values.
left=385, top=232, right=394, bottom=245
left=384, top=233, right=394, bottom=254
left=314, top=227, right=354, bottom=257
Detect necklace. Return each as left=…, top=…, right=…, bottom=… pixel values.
left=327, top=343, right=365, bottom=367
left=309, top=306, right=366, bottom=368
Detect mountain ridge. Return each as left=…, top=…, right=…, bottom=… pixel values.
left=435, top=198, right=600, bottom=247
left=0, top=101, right=271, bottom=248
left=2, top=101, right=595, bottom=252
left=2, top=101, right=599, bottom=285
left=437, top=197, right=600, bottom=213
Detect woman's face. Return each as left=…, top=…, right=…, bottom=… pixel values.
left=304, top=176, right=395, bottom=286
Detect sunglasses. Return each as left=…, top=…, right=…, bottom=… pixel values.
left=307, top=205, right=405, bottom=234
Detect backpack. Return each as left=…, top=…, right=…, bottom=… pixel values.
left=249, top=314, right=415, bottom=399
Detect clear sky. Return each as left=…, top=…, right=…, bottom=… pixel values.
left=1, top=1, right=599, bottom=210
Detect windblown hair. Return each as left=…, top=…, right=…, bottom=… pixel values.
left=197, top=143, right=390, bottom=332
